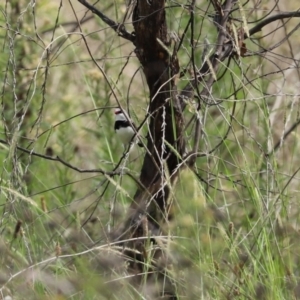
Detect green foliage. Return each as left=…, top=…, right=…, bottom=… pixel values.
left=0, top=0, right=300, bottom=299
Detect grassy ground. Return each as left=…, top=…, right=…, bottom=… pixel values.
left=1, top=0, right=300, bottom=299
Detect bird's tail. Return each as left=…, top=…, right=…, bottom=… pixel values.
left=128, top=142, right=142, bottom=161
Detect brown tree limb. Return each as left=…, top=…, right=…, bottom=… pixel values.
left=95, top=3, right=185, bottom=291
left=130, top=0, right=184, bottom=223
left=179, top=0, right=237, bottom=112
left=180, top=9, right=300, bottom=111
left=0, top=138, right=121, bottom=176
left=248, top=10, right=300, bottom=38
left=77, top=0, right=135, bottom=42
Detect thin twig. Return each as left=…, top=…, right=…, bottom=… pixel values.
left=0, top=138, right=119, bottom=176
left=77, top=0, right=135, bottom=42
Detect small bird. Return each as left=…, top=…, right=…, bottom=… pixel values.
left=114, top=108, right=143, bottom=155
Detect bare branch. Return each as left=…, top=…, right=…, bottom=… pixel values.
left=180, top=0, right=237, bottom=109
left=248, top=10, right=300, bottom=38
left=78, top=0, right=135, bottom=42
left=180, top=8, right=300, bottom=112
left=0, top=138, right=120, bottom=176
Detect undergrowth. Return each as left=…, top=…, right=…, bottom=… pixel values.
left=1, top=0, right=300, bottom=299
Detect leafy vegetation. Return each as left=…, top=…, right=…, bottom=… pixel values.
left=1, top=0, right=300, bottom=299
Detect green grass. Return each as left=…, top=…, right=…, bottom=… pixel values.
left=1, top=1, right=300, bottom=299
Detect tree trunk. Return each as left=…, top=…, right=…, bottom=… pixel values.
left=107, top=5, right=186, bottom=295
left=118, top=0, right=185, bottom=240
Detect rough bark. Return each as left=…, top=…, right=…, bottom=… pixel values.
left=119, top=0, right=185, bottom=237
left=105, top=5, right=186, bottom=294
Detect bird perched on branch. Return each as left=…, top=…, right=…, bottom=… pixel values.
left=114, top=108, right=143, bottom=159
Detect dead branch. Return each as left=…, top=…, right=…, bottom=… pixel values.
left=248, top=10, right=300, bottom=37
left=77, top=0, right=135, bottom=42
